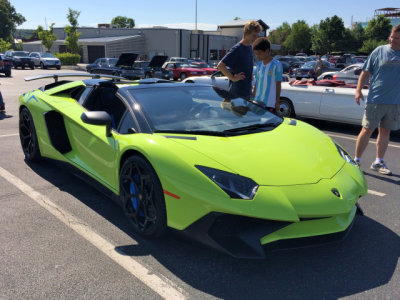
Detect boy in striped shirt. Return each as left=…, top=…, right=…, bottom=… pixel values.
left=252, top=37, right=283, bottom=113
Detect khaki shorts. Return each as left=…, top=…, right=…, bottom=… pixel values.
left=362, top=103, right=400, bottom=130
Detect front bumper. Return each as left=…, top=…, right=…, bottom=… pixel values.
left=180, top=205, right=361, bottom=259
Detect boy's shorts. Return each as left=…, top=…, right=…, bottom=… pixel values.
left=362, top=103, right=400, bottom=130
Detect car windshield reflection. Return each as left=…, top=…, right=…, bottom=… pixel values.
left=127, top=86, right=283, bottom=135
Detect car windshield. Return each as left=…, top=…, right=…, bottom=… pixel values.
left=14, top=51, right=28, bottom=57
left=301, top=61, right=315, bottom=68
left=177, top=63, right=191, bottom=68
left=127, top=86, right=283, bottom=135
left=40, top=53, right=55, bottom=58
left=109, top=58, right=118, bottom=66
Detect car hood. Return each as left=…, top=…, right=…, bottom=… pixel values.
left=42, top=57, right=59, bottom=61
left=149, top=56, right=168, bottom=68
left=164, top=121, right=344, bottom=186
left=116, top=53, right=138, bottom=66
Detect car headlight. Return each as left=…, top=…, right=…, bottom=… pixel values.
left=335, top=143, right=357, bottom=165
left=196, top=165, right=258, bottom=199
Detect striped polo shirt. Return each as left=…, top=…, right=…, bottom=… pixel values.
left=254, top=59, right=283, bottom=108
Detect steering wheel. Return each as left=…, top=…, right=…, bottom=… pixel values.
left=189, top=103, right=210, bottom=117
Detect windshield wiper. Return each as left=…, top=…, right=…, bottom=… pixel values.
left=223, top=122, right=280, bottom=133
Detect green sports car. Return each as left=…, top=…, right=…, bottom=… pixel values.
left=19, top=73, right=367, bottom=258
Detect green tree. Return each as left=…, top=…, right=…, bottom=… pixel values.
left=111, top=16, right=135, bottom=28
left=65, top=8, right=81, bottom=54
left=312, top=15, right=347, bottom=53
left=0, top=0, right=26, bottom=42
left=364, top=15, right=392, bottom=41
left=30, top=25, right=44, bottom=40
left=352, top=23, right=365, bottom=51
left=268, top=22, right=291, bottom=54
left=359, top=39, right=387, bottom=54
left=0, top=38, right=12, bottom=53
left=38, top=23, right=57, bottom=52
left=283, top=20, right=311, bottom=54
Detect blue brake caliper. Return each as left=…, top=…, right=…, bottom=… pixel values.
left=130, top=174, right=144, bottom=217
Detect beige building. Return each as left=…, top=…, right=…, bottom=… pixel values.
left=23, top=19, right=272, bottom=63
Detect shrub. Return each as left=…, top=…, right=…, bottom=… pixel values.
left=54, top=52, right=81, bottom=65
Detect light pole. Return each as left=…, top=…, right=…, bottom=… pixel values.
left=195, top=0, right=197, bottom=31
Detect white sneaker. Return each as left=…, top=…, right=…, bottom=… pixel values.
left=370, top=161, right=392, bottom=175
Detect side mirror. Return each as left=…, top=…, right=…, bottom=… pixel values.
left=81, top=111, right=113, bottom=137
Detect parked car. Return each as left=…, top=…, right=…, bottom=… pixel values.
left=189, top=62, right=217, bottom=75
left=167, top=57, right=188, bottom=63
left=317, top=63, right=364, bottom=83
left=279, top=81, right=368, bottom=124
left=4, top=50, right=34, bottom=69
left=277, top=56, right=304, bottom=68
left=292, top=61, right=340, bottom=80
left=133, top=55, right=172, bottom=80
left=335, top=54, right=358, bottom=69
left=182, top=71, right=290, bottom=90
left=86, top=53, right=144, bottom=79
left=29, top=52, right=61, bottom=69
left=19, top=74, right=367, bottom=258
left=0, top=54, right=12, bottom=77
left=280, top=61, right=293, bottom=75
left=162, top=62, right=206, bottom=80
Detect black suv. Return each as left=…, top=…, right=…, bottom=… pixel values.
left=0, top=54, right=12, bottom=77
left=4, top=51, right=34, bottom=69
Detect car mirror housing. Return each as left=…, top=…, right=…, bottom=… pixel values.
left=81, top=111, right=113, bottom=137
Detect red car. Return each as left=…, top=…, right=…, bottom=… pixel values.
left=189, top=62, right=217, bottom=75
left=162, top=62, right=207, bottom=80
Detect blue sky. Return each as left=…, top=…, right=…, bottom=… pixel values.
left=12, top=0, right=400, bottom=31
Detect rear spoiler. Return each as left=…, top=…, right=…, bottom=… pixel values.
left=24, top=73, right=125, bottom=83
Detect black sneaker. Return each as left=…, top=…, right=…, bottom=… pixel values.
left=0, top=104, right=5, bottom=111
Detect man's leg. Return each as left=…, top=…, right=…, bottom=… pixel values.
left=376, top=127, right=391, bottom=159
left=355, top=127, right=375, bottom=158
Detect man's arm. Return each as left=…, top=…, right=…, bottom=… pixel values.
left=217, top=61, right=245, bottom=82
left=275, top=81, right=281, bottom=112
left=355, top=70, right=370, bottom=106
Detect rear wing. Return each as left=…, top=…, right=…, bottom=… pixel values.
left=24, top=73, right=125, bottom=83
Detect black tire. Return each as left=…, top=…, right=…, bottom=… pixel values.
left=56, top=66, right=61, bottom=70
left=13, top=62, right=17, bottom=69
left=119, top=155, right=167, bottom=238
left=40, top=62, right=46, bottom=69
left=180, top=73, right=187, bottom=80
left=30, top=65, right=34, bottom=70
left=5, top=71, right=11, bottom=77
left=324, top=75, right=333, bottom=80
left=279, top=98, right=295, bottom=118
left=19, top=107, right=42, bottom=162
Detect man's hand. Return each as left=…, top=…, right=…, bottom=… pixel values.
left=355, top=90, right=364, bottom=106
left=232, top=72, right=245, bottom=82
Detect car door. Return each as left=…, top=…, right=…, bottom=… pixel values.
left=319, top=87, right=365, bottom=124
left=63, top=84, right=124, bottom=189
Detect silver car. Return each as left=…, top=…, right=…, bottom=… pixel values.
left=29, top=52, right=61, bottom=69
left=317, top=63, right=364, bottom=84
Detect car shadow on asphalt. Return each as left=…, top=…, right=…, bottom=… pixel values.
left=26, top=158, right=400, bottom=299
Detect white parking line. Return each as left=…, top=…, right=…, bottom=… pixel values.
left=367, top=189, right=386, bottom=197
left=0, top=133, right=19, bottom=138
left=328, top=133, right=400, bottom=149
left=0, top=166, right=187, bottom=300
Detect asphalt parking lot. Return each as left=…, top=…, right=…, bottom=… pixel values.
left=0, top=69, right=399, bottom=299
